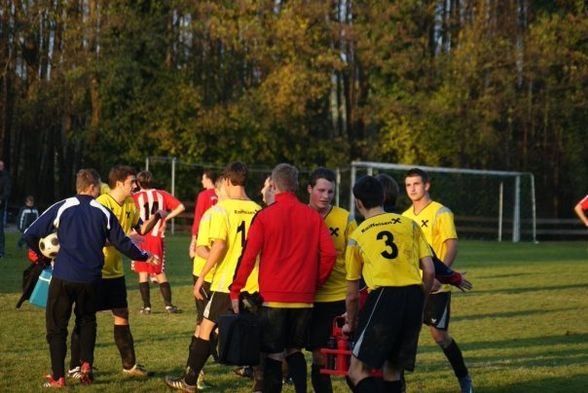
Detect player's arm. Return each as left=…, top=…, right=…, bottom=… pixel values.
left=420, top=256, right=435, bottom=297
left=443, top=238, right=458, bottom=267
left=344, top=279, right=360, bottom=334
left=194, top=238, right=227, bottom=300
left=574, top=199, right=588, bottom=227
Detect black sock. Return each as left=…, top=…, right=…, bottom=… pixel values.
left=383, top=380, right=402, bottom=393
left=159, top=282, right=172, bottom=306
left=311, top=363, right=332, bottom=393
left=355, top=377, right=383, bottom=393
left=264, top=357, right=283, bottom=393
left=69, top=326, right=81, bottom=370
left=114, top=325, right=136, bottom=369
left=139, top=282, right=151, bottom=308
left=185, top=337, right=211, bottom=385
left=286, top=351, right=307, bottom=393
left=442, top=339, right=469, bottom=378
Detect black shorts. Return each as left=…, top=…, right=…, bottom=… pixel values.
left=193, top=275, right=212, bottom=325
left=260, top=306, right=312, bottom=354
left=307, top=300, right=346, bottom=350
left=95, top=276, right=128, bottom=311
left=203, top=291, right=232, bottom=324
left=423, top=292, right=451, bottom=330
left=352, top=286, right=424, bottom=371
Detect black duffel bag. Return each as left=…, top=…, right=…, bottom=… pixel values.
left=218, top=312, right=261, bottom=366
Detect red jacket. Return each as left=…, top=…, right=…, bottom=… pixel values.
left=230, top=192, right=336, bottom=304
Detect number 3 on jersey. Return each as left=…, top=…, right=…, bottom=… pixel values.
left=377, top=230, right=398, bottom=259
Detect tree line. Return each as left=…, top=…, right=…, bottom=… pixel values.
left=1, top=0, right=586, bottom=218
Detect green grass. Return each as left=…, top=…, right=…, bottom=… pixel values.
left=1, top=232, right=587, bottom=392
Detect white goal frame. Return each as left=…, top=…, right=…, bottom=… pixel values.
left=350, top=161, right=537, bottom=243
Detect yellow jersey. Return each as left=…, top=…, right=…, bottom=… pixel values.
left=96, top=194, right=140, bottom=279
left=193, top=207, right=215, bottom=282
left=208, top=199, right=261, bottom=293
left=345, top=212, right=430, bottom=290
left=315, top=206, right=356, bottom=302
left=402, top=201, right=457, bottom=293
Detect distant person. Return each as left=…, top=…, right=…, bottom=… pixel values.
left=189, top=169, right=218, bottom=258
left=132, top=170, right=186, bottom=314
left=230, top=163, right=336, bottom=393
left=23, top=168, right=157, bottom=388
left=574, top=195, right=588, bottom=227
left=403, top=168, right=473, bottom=393
left=344, top=175, right=434, bottom=393
left=16, top=195, right=40, bottom=248
left=0, top=160, right=11, bottom=258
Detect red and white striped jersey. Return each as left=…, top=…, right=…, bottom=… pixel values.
left=133, top=189, right=182, bottom=238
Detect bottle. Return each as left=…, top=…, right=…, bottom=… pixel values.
left=336, top=334, right=348, bottom=373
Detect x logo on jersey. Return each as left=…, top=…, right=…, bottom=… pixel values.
left=421, top=219, right=429, bottom=228
left=126, top=211, right=131, bottom=219
left=330, top=227, right=340, bottom=237
left=391, top=218, right=401, bottom=224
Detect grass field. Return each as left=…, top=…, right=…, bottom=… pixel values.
left=1, top=231, right=587, bottom=392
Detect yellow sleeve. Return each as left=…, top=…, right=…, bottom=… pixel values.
left=208, top=207, right=229, bottom=241
left=345, top=239, right=363, bottom=281
left=436, top=211, right=458, bottom=243
left=196, top=211, right=212, bottom=247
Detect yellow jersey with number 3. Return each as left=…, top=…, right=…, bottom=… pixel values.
left=345, top=213, right=430, bottom=290
left=96, top=194, right=140, bottom=279
left=208, top=198, right=261, bottom=293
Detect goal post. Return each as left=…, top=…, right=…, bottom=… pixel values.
left=350, top=161, right=537, bottom=243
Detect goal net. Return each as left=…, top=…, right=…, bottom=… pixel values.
left=350, top=161, right=537, bottom=243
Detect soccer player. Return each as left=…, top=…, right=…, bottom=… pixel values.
left=165, top=161, right=261, bottom=392
left=305, top=167, right=356, bottom=393
left=230, top=163, right=337, bottom=393
left=189, top=169, right=218, bottom=258
left=23, top=169, right=157, bottom=388
left=403, top=168, right=473, bottom=393
left=344, top=175, right=435, bottom=393
left=68, top=165, right=161, bottom=379
left=574, top=195, right=588, bottom=227
left=132, top=170, right=185, bottom=314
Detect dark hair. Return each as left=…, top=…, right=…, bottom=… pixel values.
left=405, top=167, right=429, bottom=184
left=25, top=195, right=35, bottom=203
left=353, top=176, right=384, bottom=209
left=223, top=161, right=248, bottom=187
left=203, top=169, right=217, bottom=183
left=76, top=169, right=101, bottom=193
left=308, top=167, right=336, bottom=187
left=136, top=170, right=153, bottom=189
left=375, top=173, right=399, bottom=207
left=272, top=163, right=299, bottom=192
left=108, top=165, right=136, bottom=188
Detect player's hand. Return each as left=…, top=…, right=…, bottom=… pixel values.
left=457, top=272, right=473, bottom=292
left=430, top=278, right=442, bottom=293
left=194, top=277, right=204, bottom=300
left=231, top=299, right=239, bottom=314
left=342, top=323, right=353, bottom=336
left=156, top=209, right=169, bottom=220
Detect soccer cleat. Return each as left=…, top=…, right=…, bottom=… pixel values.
left=67, top=366, right=81, bottom=379
left=79, top=362, right=93, bottom=385
left=42, top=375, right=65, bottom=388
left=164, top=375, right=196, bottom=392
left=140, top=306, right=152, bottom=315
left=122, top=363, right=152, bottom=377
left=233, top=366, right=254, bottom=379
left=459, top=375, right=473, bottom=393
left=165, top=305, right=182, bottom=314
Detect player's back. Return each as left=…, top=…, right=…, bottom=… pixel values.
left=348, top=212, right=430, bottom=290
left=133, top=188, right=180, bottom=237
left=209, top=198, right=261, bottom=293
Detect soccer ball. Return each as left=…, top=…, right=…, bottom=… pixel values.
left=39, top=232, right=60, bottom=259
